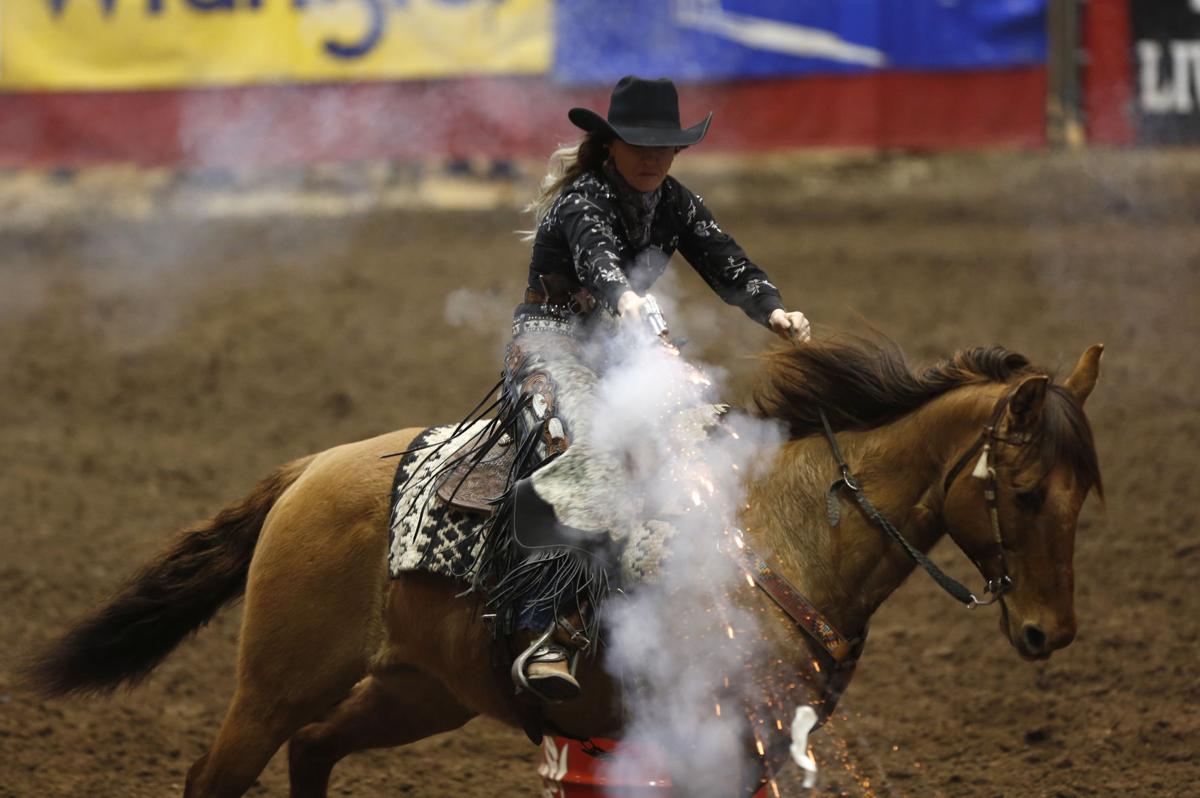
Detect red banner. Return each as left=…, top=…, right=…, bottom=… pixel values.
left=0, top=70, right=1047, bottom=168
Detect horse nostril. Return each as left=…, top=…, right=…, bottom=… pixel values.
left=1024, top=624, right=1047, bottom=653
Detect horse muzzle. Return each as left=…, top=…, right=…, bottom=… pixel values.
left=1000, top=602, right=1076, bottom=660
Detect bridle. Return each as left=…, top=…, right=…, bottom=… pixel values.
left=937, top=391, right=1019, bottom=607
left=822, top=390, right=1020, bottom=611
left=726, top=389, right=1026, bottom=672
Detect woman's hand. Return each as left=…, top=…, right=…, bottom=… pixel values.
left=617, top=290, right=647, bottom=322
left=768, top=309, right=812, bottom=343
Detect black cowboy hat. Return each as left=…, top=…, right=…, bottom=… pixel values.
left=568, top=76, right=712, bottom=147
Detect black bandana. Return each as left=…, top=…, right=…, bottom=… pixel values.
left=602, top=158, right=661, bottom=250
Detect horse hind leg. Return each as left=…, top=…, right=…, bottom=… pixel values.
left=287, top=670, right=475, bottom=798
left=184, top=517, right=387, bottom=795
left=183, top=627, right=371, bottom=798
left=183, top=687, right=328, bottom=798
left=182, top=639, right=368, bottom=797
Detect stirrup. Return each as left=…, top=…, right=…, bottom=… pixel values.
left=512, top=627, right=581, bottom=703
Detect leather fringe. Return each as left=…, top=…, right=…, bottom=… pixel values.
left=396, top=369, right=610, bottom=642
left=469, top=382, right=610, bottom=642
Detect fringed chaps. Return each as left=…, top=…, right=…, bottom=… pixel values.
left=470, top=318, right=636, bottom=644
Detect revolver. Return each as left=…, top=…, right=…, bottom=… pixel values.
left=641, top=293, right=670, bottom=339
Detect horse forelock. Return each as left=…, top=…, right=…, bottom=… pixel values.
left=1020, top=385, right=1104, bottom=499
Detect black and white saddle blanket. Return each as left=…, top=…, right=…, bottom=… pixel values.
left=387, top=421, right=493, bottom=581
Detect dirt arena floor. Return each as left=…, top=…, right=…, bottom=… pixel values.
left=2, top=150, right=1198, bottom=797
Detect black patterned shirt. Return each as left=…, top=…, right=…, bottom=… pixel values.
left=527, top=170, right=785, bottom=327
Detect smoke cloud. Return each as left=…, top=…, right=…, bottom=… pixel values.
left=557, top=289, right=793, bottom=796
left=444, top=286, right=515, bottom=336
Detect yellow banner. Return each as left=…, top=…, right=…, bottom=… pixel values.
left=0, top=0, right=551, bottom=91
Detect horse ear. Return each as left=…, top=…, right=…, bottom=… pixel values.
left=1008, top=375, right=1049, bottom=431
left=1064, top=343, right=1104, bottom=406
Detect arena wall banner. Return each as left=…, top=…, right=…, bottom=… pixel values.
left=0, top=0, right=551, bottom=91
left=1131, top=0, right=1200, bottom=143
left=554, top=0, right=1047, bottom=83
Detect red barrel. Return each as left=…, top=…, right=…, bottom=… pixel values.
left=539, top=737, right=671, bottom=796
left=539, top=737, right=770, bottom=797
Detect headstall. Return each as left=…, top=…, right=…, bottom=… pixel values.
left=820, top=393, right=1019, bottom=609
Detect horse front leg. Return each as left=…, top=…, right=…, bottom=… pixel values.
left=287, top=668, right=475, bottom=798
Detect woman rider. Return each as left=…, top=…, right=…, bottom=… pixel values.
left=475, top=76, right=811, bottom=702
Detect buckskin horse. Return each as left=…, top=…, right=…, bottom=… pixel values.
left=24, top=338, right=1103, bottom=797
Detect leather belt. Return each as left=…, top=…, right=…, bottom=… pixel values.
left=524, top=286, right=597, bottom=315
left=511, top=313, right=579, bottom=340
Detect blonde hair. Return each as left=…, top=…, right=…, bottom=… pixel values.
left=520, top=130, right=611, bottom=241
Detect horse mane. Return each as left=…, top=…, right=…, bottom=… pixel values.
left=751, top=336, right=1103, bottom=495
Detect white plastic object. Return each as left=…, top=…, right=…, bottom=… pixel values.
left=971, top=445, right=991, bottom=480
left=789, top=705, right=819, bottom=789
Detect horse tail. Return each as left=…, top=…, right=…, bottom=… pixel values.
left=23, top=454, right=316, bottom=697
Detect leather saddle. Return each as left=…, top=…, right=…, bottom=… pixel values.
left=434, top=430, right=517, bottom=515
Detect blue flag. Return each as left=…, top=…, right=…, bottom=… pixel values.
left=554, top=0, right=1046, bottom=83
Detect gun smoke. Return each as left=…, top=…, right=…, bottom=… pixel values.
left=559, top=295, right=793, bottom=796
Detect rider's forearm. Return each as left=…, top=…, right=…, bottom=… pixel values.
left=741, top=290, right=785, bottom=328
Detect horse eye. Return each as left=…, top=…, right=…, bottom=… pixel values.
left=1014, top=487, right=1046, bottom=511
